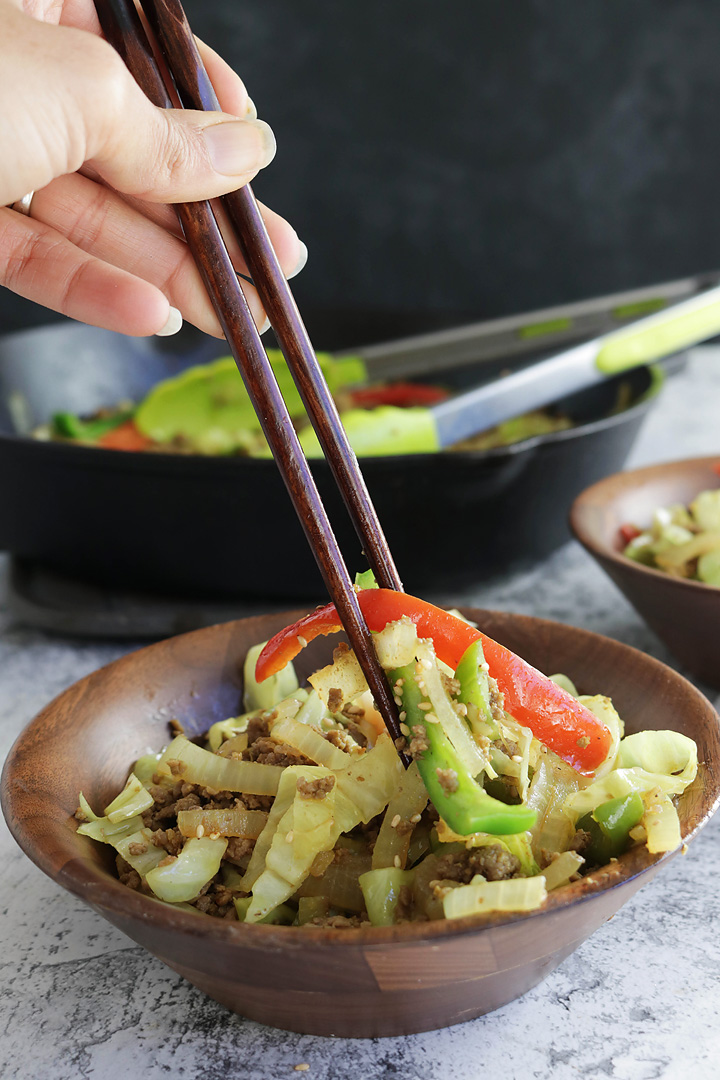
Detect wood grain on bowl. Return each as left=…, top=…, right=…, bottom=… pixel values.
left=2, top=611, right=719, bottom=1037
left=570, top=457, right=720, bottom=687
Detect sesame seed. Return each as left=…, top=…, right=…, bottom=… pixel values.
left=400, top=723, right=411, bottom=736
left=511, top=754, right=523, bottom=763
left=455, top=702, right=468, bottom=716
left=209, top=832, right=220, bottom=840
left=391, top=814, right=401, bottom=829
left=196, top=824, right=205, bottom=838
left=297, top=635, right=307, bottom=648
left=418, top=702, right=432, bottom=711
left=393, top=855, right=401, bottom=868
left=395, top=677, right=404, bottom=688
left=410, top=813, right=422, bottom=824
left=394, top=695, right=403, bottom=707
left=286, top=831, right=294, bottom=843
left=415, top=662, right=424, bottom=676
left=294, top=1066, right=310, bottom=1073
left=424, top=714, right=439, bottom=724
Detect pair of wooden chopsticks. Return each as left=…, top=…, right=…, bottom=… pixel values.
left=94, top=0, right=408, bottom=759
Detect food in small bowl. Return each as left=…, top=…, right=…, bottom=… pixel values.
left=620, top=483, right=720, bottom=585
left=3, top=602, right=718, bottom=1036
left=570, top=457, right=720, bottom=687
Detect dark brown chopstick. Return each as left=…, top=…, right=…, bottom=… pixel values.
left=94, top=0, right=409, bottom=762
left=140, top=0, right=403, bottom=597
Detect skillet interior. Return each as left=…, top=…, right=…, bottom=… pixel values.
left=0, top=319, right=662, bottom=599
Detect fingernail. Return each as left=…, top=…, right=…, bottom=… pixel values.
left=204, top=119, right=276, bottom=175
left=156, top=306, right=183, bottom=337
left=245, top=97, right=258, bottom=120
left=258, top=315, right=271, bottom=335
left=287, top=240, right=308, bottom=280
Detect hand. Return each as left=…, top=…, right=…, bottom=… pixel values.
left=0, top=0, right=306, bottom=336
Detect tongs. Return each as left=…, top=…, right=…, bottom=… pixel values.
left=94, top=0, right=407, bottom=757
left=404, top=284, right=720, bottom=449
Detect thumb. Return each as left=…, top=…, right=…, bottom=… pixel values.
left=79, top=38, right=276, bottom=203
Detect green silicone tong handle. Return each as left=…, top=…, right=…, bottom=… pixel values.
left=596, top=286, right=720, bottom=374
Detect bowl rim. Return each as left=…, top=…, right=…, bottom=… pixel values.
left=569, top=454, right=720, bottom=598
left=3, top=607, right=719, bottom=949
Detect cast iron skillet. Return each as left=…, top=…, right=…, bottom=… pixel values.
left=0, top=318, right=662, bottom=600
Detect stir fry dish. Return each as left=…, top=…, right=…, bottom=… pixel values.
left=76, top=586, right=697, bottom=928
left=35, top=352, right=571, bottom=458
left=621, top=485, right=720, bottom=585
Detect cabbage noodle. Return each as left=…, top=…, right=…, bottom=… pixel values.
left=642, top=788, right=682, bottom=854
left=442, top=876, right=548, bottom=919
left=540, top=851, right=585, bottom=890
left=243, top=642, right=298, bottom=712
left=372, top=762, right=428, bottom=870
left=245, top=736, right=401, bottom=922
left=146, top=837, right=228, bottom=903
left=527, top=754, right=581, bottom=858
left=104, top=773, right=154, bottom=822
left=156, top=735, right=283, bottom=795
left=579, top=695, right=624, bottom=778
left=270, top=714, right=351, bottom=770
left=176, top=807, right=268, bottom=839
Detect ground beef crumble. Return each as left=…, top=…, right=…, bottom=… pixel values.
left=435, top=767, right=459, bottom=795
left=326, top=687, right=343, bottom=713
left=242, top=737, right=313, bottom=768
left=307, top=914, right=370, bottom=929
left=435, top=845, right=521, bottom=883
left=296, top=775, right=336, bottom=800
left=408, top=725, right=429, bottom=760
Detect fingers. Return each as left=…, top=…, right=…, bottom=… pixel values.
left=83, top=38, right=277, bottom=203
left=0, top=206, right=174, bottom=336
left=27, top=173, right=258, bottom=336
left=26, top=174, right=308, bottom=335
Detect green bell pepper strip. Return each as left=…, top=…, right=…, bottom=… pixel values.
left=52, top=409, right=134, bottom=441
left=576, top=791, right=645, bottom=865
left=389, top=662, right=536, bottom=836
left=454, top=639, right=497, bottom=737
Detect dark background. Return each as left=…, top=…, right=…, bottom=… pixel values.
left=3, top=0, right=720, bottom=345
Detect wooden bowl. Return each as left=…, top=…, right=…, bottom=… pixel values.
left=2, top=610, right=719, bottom=1038
left=570, top=457, right=720, bottom=688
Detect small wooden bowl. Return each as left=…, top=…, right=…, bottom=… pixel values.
left=2, top=611, right=719, bottom=1038
left=570, top=457, right=720, bottom=688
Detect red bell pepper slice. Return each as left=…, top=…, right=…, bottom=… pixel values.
left=349, top=382, right=450, bottom=408
left=618, top=523, right=642, bottom=546
left=97, top=420, right=153, bottom=452
left=256, top=589, right=612, bottom=774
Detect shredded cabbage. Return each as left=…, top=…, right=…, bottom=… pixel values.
left=540, top=851, right=585, bottom=890
left=104, top=773, right=154, bottom=823
left=642, top=788, right=682, bottom=854
left=156, top=735, right=283, bottom=795
left=145, top=837, right=228, bottom=903
left=579, top=695, right=624, bottom=778
left=442, top=876, right=547, bottom=919
left=616, top=729, right=697, bottom=785
left=243, top=642, right=298, bottom=711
